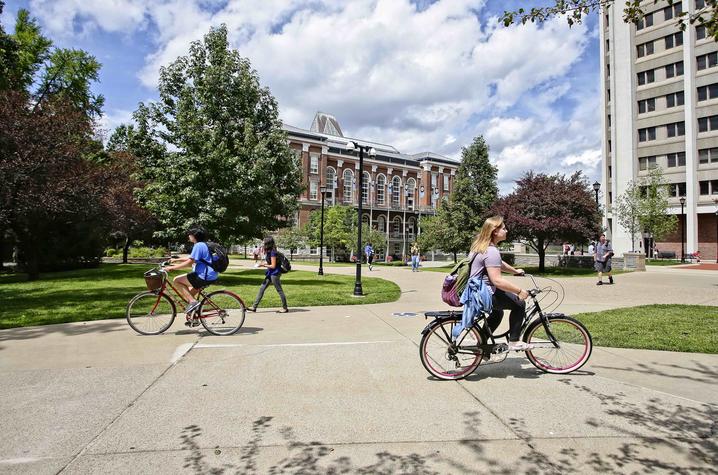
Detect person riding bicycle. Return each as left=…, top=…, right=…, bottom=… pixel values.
left=164, top=226, right=218, bottom=315
left=469, top=216, right=532, bottom=351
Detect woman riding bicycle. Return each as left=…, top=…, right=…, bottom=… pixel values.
left=470, top=216, right=532, bottom=351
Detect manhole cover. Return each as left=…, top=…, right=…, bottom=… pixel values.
left=392, top=312, right=418, bottom=317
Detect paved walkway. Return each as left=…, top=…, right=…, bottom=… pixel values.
left=0, top=263, right=716, bottom=474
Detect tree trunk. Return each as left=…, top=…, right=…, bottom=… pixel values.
left=0, top=235, right=4, bottom=271
left=453, top=251, right=457, bottom=263
left=122, top=236, right=130, bottom=264
left=537, top=238, right=546, bottom=273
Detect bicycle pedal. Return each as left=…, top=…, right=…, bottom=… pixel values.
left=493, top=343, right=508, bottom=354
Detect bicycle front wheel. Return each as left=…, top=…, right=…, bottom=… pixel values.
left=126, top=291, right=176, bottom=335
left=419, top=318, right=483, bottom=380
left=523, top=315, right=592, bottom=374
left=199, top=290, right=246, bottom=336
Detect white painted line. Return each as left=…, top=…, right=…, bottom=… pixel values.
left=194, top=340, right=397, bottom=349
left=170, top=342, right=195, bottom=364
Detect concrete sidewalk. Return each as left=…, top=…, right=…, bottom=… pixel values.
left=0, top=264, right=716, bottom=474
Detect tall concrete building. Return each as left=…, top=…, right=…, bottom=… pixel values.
left=601, top=0, right=718, bottom=260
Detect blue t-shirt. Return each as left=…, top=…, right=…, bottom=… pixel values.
left=364, top=245, right=373, bottom=256
left=190, top=242, right=218, bottom=281
left=265, top=250, right=281, bottom=277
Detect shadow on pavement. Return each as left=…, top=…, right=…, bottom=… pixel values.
left=0, top=319, right=126, bottom=343
left=592, top=359, right=718, bottom=385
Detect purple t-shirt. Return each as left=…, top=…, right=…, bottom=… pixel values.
left=468, top=245, right=502, bottom=294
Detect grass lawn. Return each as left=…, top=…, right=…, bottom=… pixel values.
left=575, top=304, right=718, bottom=353
left=418, top=265, right=626, bottom=277
left=646, top=259, right=682, bottom=266
left=0, top=264, right=400, bottom=329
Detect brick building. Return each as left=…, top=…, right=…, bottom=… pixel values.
left=285, top=112, right=460, bottom=259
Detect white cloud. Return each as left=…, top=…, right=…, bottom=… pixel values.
left=27, top=0, right=601, bottom=193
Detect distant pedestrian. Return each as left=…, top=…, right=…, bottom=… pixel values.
left=652, top=243, right=659, bottom=258
left=594, top=233, right=614, bottom=285
left=365, top=242, right=374, bottom=271
left=410, top=242, right=420, bottom=272
left=248, top=236, right=288, bottom=313
left=569, top=244, right=575, bottom=256
left=588, top=241, right=596, bottom=256
left=253, top=245, right=261, bottom=264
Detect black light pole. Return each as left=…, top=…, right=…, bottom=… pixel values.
left=680, top=196, right=686, bottom=263
left=714, top=199, right=718, bottom=264
left=318, top=185, right=327, bottom=276
left=346, top=141, right=376, bottom=296
left=592, top=181, right=601, bottom=206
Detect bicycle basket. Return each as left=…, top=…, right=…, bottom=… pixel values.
left=144, top=269, right=165, bottom=291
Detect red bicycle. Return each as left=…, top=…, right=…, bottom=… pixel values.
left=126, top=260, right=246, bottom=336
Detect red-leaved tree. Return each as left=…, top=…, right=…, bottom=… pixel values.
left=491, top=171, right=602, bottom=272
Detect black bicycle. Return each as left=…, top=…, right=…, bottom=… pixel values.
left=419, top=274, right=592, bottom=380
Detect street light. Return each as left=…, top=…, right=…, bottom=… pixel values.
left=402, top=184, right=409, bottom=259
left=345, top=140, right=376, bottom=296
left=318, top=185, right=327, bottom=276
left=679, top=196, right=686, bottom=263
left=592, top=181, right=601, bottom=205
left=714, top=198, right=718, bottom=264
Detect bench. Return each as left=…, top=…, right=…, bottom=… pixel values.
left=657, top=251, right=676, bottom=259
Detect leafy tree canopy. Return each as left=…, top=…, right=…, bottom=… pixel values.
left=132, top=25, right=303, bottom=244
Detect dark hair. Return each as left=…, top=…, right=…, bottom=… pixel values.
left=187, top=226, right=207, bottom=242
left=263, top=236, right=276, bottom=252
left=599, top=233, right=606, bottom=238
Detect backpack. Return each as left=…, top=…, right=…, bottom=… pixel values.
left=201, top=241, right=229, bottom=273
left=277, top=252, right=292, bottom=273
left=441, top=253, right=478, bottom=307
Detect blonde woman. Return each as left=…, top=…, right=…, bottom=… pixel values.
left=469, top=216, right=531, bottom=351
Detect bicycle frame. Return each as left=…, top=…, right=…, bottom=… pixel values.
left=149, top=269, right=223, bottom=320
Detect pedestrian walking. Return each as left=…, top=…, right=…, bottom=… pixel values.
left=248, top=236, right=288, bottom=313
left=588, top=241, right=596, bottom=256
left=410, top=242, right=420, bottom=272
left=365, top=242, right=374, bottom=271
left=594, top=233, right=614, bottom=285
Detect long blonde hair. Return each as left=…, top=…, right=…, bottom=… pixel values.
left=470, top=216, right=504, bottom=254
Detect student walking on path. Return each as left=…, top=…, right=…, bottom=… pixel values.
left=248, top=236, right=288, bottom=313
left=410, top=242, right=420, bottom=272
left=595, top=233, right=614, bottom=286
left=365, top=242, right=374, bottom=271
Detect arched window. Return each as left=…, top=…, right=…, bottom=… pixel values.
left=362, top=214, right=370, bottom=225
left=376, top=174, right=386, bottom=205
left=406, top=178, right=416, bottom=210
left=343, top=169, right=353, bottom=203
left=392, top=176, right=401, bottom=207
left=407, top=217, right=416, bottom=238
left=362, top=171, right=371, bottom=204
left=377, top=215, right=386, bottom=232
left=325, top=166, right=336, bottom=204
left=393, top=216, right=402, bottom=234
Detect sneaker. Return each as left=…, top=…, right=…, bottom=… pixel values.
left=508, top=341, right=534, bottom=352
left=185, top=300, right=201, bottom=315
left=247, top=306, right=257, bottom=312
left=184, top=319, right=200, bottom=328
left=276, top=308, right=289, bottom=314
left=596, top=281, right=603, bottom=286
left=608, top=276, right=614, bottom=285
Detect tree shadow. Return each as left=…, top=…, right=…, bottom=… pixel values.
left=591, top=359, right=718, bottom=385
left=0, top=318, right=127, bottom=343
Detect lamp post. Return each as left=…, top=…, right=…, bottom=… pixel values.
left=346, top=141, right=376, bottom=296
left=714, top=199, right=718, bottom=264
left=318, top=185, right=327, bottom=276
left=592, top=181, right=601, bottom=206
left=679, top=196, right=686, bottom=263
left=402, top=184, right=409, bottom=259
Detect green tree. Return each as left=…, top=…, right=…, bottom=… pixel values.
left=613, top=179, right=642, bottom=252
left=417, top=200, right=467, bottom=263
left=276, top=226, right=306, bottom=260
left=450, top=136, right=498, bottom=247
left=322, top=205, right=357, bottom=259
left=637, top=167, right=678, bottom=245
left=133, top=25, right=303, bottom=244
left=502, top=1, right=718, bottom=42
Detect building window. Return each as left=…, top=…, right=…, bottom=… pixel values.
left=670, top=182, right=687, bottom=197
left=637, top=41, right=654, bottom=57
left=698, top=115, right=718, bottom=132
left=698, top=83, right=718, bottom=101
left=697, top=52, right=718, bottom=70
left=666, top=121, right=685, bottom=138
left=377, top=215, right=386, bottom=232
left=636, top=12, right=654, bottom=30
left=664, top=32, right=682, bottom=49
left=443, top=175, right=449, bottom=191
left=638, top=98, right=656, bottom=113
left=392, top=176, right=401, bottom=207
left=713, top=180, right=718, bottom=194
left=698, top=147, right=718, bottom=164
left=309, top=181, right=318, bottom=200
left=343, top=169, right=353, bottom=203
left=608, top=140, right=612, bottom=152
left=697, top=25, right=707, bottom=40
left=392, top=216, right=401, bottom=234
left=666, top=91, right=684, bottom=108
left=608, top=114, right=611, bottom=126
left=665, top=61, right=684, bottom=78
left=700, top=181, right=710, bottom=195
left=362, top=171, right=370, bottom=204
left=697, top=0, right=705, bottom=8
left=666, top=152, right=686, bottom=167
left=639, top=156, right=657, bottom=171
left=637, top=69, right=655, bottom=85
left=607, top=89, right=611, bottom=101
left=309, top=153, right=319, bottom=174
left=376, top=174, right=386, bottom=205
left=638, top=127, right=656, bottom=142
left=664, top=3, right=681, bottom=21
left=606, top=39, right=610, bottom=51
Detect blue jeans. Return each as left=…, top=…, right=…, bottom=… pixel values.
left=411, top=256, right=420, bottom=271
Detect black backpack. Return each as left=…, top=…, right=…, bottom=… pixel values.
left=277, top=252, right=291, bottom=273
left=202, top=241, right=229, bottom=273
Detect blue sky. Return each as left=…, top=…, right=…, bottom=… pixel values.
left=3, top=0, right=602, bottom=191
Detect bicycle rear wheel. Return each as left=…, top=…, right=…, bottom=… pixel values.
left=419, top=318, right=483, bottom=380
left=199, top=290, right=246, bottom=336
left=523, top=315, right=592, bottom=374
left=126, top=291, right=176, bottom=335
